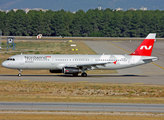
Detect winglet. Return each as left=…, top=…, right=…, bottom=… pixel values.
left=130, top=33, right=156, bottom=56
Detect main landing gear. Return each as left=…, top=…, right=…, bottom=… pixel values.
left=81, top=68, right=87, bottom=77
left=81, top=72, right=87, bottom=77
left=72, top=73, right=87, bottom=77
left=18, top=69, right=22, bottom=77
left=72, top=72, right=87, bottom=77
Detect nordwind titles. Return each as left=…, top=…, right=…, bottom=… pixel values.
left=24, top=56, right=51, bottom=62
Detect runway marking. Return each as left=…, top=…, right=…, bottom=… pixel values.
left=108, top=41, right=131, bottom=53
left=108, top=41, right=164, bottom=70
left=153, top=51, right=164, bottom=56
left=20, top=80, right=30, bottom=81
left=113, top=41, right=122, bottom=42
left=151, top=62, right=164, bottom=69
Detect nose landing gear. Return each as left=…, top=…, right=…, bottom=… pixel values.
left=18, top=69, right=22, bottom=77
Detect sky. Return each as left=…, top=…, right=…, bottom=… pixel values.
left=0, top=0, right=164, bottom=11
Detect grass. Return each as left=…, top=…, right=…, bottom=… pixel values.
left=1, top=40, right=96, bottom=54
left=0, top=81, right=163, bottom=104
left=0, top=40, right=117, bottom=75
left=0, top=112, right=164, bottom=120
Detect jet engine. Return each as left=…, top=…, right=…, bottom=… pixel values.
left=62, top=67, right=81, bottom=74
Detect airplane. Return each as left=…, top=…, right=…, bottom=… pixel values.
left=2, top=33, right=158, bottom=77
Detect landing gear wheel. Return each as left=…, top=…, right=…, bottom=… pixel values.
left=18, top=69, right=22, bottom=77
left=18, top=73, right=21, bottom=77
left=81, top=73, right=87, bottom=77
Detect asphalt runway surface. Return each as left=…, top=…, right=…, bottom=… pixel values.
left=0, top=74, right=164, bottom=85
left=1, top=102, right=164, bottom=113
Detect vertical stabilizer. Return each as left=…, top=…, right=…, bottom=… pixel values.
left=130, top=33, right=156, bottom=56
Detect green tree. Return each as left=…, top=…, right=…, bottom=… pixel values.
left=70, top=10, right=85, bottom=36
left=121, top=10, right=133, bottom=37
left=1, top=8, right=164, bottom=37
left=0, top=11, right=6, bottom=35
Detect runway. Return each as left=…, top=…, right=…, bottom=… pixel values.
left=0, top=102, right=164, bottom=113
left=0, top=74, right=164, bottom=85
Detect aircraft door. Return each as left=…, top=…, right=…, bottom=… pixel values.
left=51, top=56, right=56, bottom=65
left=19, top=56, right=24, bottom=65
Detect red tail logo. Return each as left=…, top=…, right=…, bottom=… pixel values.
left=130, top=33, right=156, bottom=56
left=140, top=45, right=152, bottom=50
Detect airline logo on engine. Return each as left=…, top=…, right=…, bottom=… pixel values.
left=140, top=45, right=152, bottom=50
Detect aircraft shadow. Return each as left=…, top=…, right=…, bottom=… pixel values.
left=0, top=74, right=148, bottom=77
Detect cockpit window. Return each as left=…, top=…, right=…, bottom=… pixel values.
left=7, top=58, right=15, bottom=61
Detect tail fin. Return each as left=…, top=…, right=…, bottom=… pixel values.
left=130, top=33, right=156, bottom=56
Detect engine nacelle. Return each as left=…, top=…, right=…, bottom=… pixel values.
left=49, top=70, right=62, bottom=73
left=63, top=67, right=81, bottom=74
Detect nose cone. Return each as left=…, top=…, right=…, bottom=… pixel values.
left=2, top=61, right=8, bottom=68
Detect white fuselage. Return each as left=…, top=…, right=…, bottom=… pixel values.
left=2, top=54, right=158, bottom=70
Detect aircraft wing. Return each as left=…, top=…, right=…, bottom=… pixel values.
left=56, top=62, right=113, bottom=69
left=76, top=62, right=111, bottom=67
left=64, top=62, right=112, bottom=68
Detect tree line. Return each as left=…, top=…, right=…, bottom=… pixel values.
left=0, top=8, right=164, bottom=37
